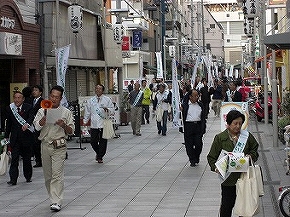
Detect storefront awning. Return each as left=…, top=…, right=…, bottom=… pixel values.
left=264, top=32, right=290, bottom=50
left=255, top=50, right=282, bottom=62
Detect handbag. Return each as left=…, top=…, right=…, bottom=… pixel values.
left=249, top=157, right=264, bottom=197
left=0, top=146, right=9, bottom=176
left=102, top=117, right=115, bottom=140
left=156, top=107, right=163, bottom=122
left=234, top=165, right=260, bottom=216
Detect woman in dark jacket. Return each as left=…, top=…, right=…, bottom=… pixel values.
left=207, top=110, right=259, bottom=217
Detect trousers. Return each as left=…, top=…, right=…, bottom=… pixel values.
left=41, top=140, right=66, bottom=205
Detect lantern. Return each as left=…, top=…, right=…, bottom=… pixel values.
left=68, top=4, right=83, bottom=33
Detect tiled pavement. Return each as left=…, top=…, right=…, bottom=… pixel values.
left=0, top=111, right=287, bottom=217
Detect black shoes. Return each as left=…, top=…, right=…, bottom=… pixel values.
left=7, top=181, right=16, bottom=186
left=26, top=179, right=32, bottom=183
left=136, top=133, right=141, bottom=136
left=158, top=130, right=161, bottom=135
left=33, top=163, right=42, bottom=168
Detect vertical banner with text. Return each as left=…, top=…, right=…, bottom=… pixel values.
left=55, top=44, right=70, bottom=107
left=171, top=58, right=182, bottom=128
left=156, top=52, right=163, bottom=79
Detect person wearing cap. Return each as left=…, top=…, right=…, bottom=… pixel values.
left=152, top=83, right=172, bottom=136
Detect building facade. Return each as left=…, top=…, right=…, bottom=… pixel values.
left=0, top=0, right=40, bottom=130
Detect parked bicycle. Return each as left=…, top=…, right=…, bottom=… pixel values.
left=279, top=186, right=290, bottom=217
left=278, top=125, right=290, bottom=217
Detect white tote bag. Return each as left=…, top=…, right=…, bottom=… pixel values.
left=155, top=107, right=163, bottom=122
left=102, top=118, right=115, bottom=139
left=0, top=146, right=9, bottom=176
left=234, top=166, right=260, bottom=216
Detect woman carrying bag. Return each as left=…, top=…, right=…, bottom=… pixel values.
left=207, top=110, right=259, bottom=217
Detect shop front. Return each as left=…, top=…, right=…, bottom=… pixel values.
left=0, top=0, right=40, bottom=130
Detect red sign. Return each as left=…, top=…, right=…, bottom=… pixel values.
left=122, top=36, right=130, bottom=51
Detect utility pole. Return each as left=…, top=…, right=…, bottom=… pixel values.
left=271, top=8, right=278, bottom=147
left=161, top=0, right=166, bottom=79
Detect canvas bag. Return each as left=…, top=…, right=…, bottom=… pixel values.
left=249, top=157, right=264, bottom=197
left=156, top=106, right=163, bottom=122
left=102, top=113, right=115, bottom=139
left=0, top=146, right=9, bottom=176
left=234, top=165, right=260, bottom=216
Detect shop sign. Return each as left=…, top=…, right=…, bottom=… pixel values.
left=243, top=0, right=259, bottom=19
left=132, top=30, right=142, bottom=48
left=0, top=32, right=22, bottom=55
left=0, top=16, right=15, bottom=29
left=122, top=36, right=130, bottom=51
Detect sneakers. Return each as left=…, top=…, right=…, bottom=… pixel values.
left=50, top=203, right=61, bottom=211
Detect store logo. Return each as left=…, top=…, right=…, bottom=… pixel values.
left=0, top=16, right=15, bottom=29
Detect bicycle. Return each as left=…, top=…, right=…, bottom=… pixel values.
left=284, top=125, right=290, bottom=175
left=279, top=186, right=290, bottom=217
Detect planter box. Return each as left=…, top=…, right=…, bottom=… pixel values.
left=120, top=111, right=130, bottom=125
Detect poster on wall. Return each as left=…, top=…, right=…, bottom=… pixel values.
left=220, top=102, right=249, bottom=132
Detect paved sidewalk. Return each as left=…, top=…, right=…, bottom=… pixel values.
left=0, top=111, right=287, bottom=217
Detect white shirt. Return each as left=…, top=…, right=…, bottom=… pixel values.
left=186, top=102, right=201, bottom=122
left=155, top=90, right=170, bottom=111
left=83, top=95, right=114, bottom=129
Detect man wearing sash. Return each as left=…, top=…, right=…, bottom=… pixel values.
left=152, top=83, right=172, bottom=136
left=4, top=91, right=35, bottom=185
left=128, top=82, right=143, bottom=136
left=207, top=110, right=259, bottom=217
left=83, top=84, right=114, bottom=163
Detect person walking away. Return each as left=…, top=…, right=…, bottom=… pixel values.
left=199, top=78, right=211, bottom=119
left=181, top=89, right=206, bottom=166
left=33, top=85, right=75, bottom=211
left=207, top=110, right=259, bottom=217
left=83, top=84, right=114, bottom=163
left=152, top=83, right=172, bottom=136
left=31, top=85, right=44, bottom=167
left=128, top=82, right=143, bottom=136
left=4, top=91, right=35, bottom=185
left=127, top=80, right=134, bottom=92
left=211, top=79, right=224, bottom=117
left=141, top=80, right=152, bottom=124
left=224, top=81, right=242, bottom=102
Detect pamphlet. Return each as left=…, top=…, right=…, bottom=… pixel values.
left=46, top=108, right=62, bottom=124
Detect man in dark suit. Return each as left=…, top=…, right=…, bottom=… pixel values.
left=225, top=81, right=243, bottom=102
left=4, top=91, right=35, bottom=185
left=181, top=89, right=206, bottom=167
left=31, top=85, right=44, bottom=167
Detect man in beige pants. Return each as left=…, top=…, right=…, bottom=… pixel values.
left=33, top=85, right=75, bottom=212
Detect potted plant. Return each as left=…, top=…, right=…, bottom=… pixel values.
left=278, top=88, right=290, bottom=144
left=120, top=90, right=131, bottom=125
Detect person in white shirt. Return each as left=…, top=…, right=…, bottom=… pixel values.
left=152, top=84, right=172, bottom=136
left=83, top=84, right=114, bottom=163
left=181, top=89, right=206, bottom=167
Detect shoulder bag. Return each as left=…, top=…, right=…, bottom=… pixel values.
left=102, top=112, right=115, bottom=140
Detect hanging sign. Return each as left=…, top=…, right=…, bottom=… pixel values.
left=122, top=36, right=130, bottom=51
left=68, top=4, right=83, bottom=33
left=132, top=30, right=142, bottom=48
left=113, top=24, right=124, bottom=43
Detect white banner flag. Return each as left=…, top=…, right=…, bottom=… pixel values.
left=139, top=56, right=143, bottom=83
left=156, top=52, right=163, bottom=79
left=171, top=58, right=182, bottom=128
left=55, top=44, right=70, bottom=107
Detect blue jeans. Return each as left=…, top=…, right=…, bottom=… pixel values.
left=157, top=110, right=168, bottom=135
